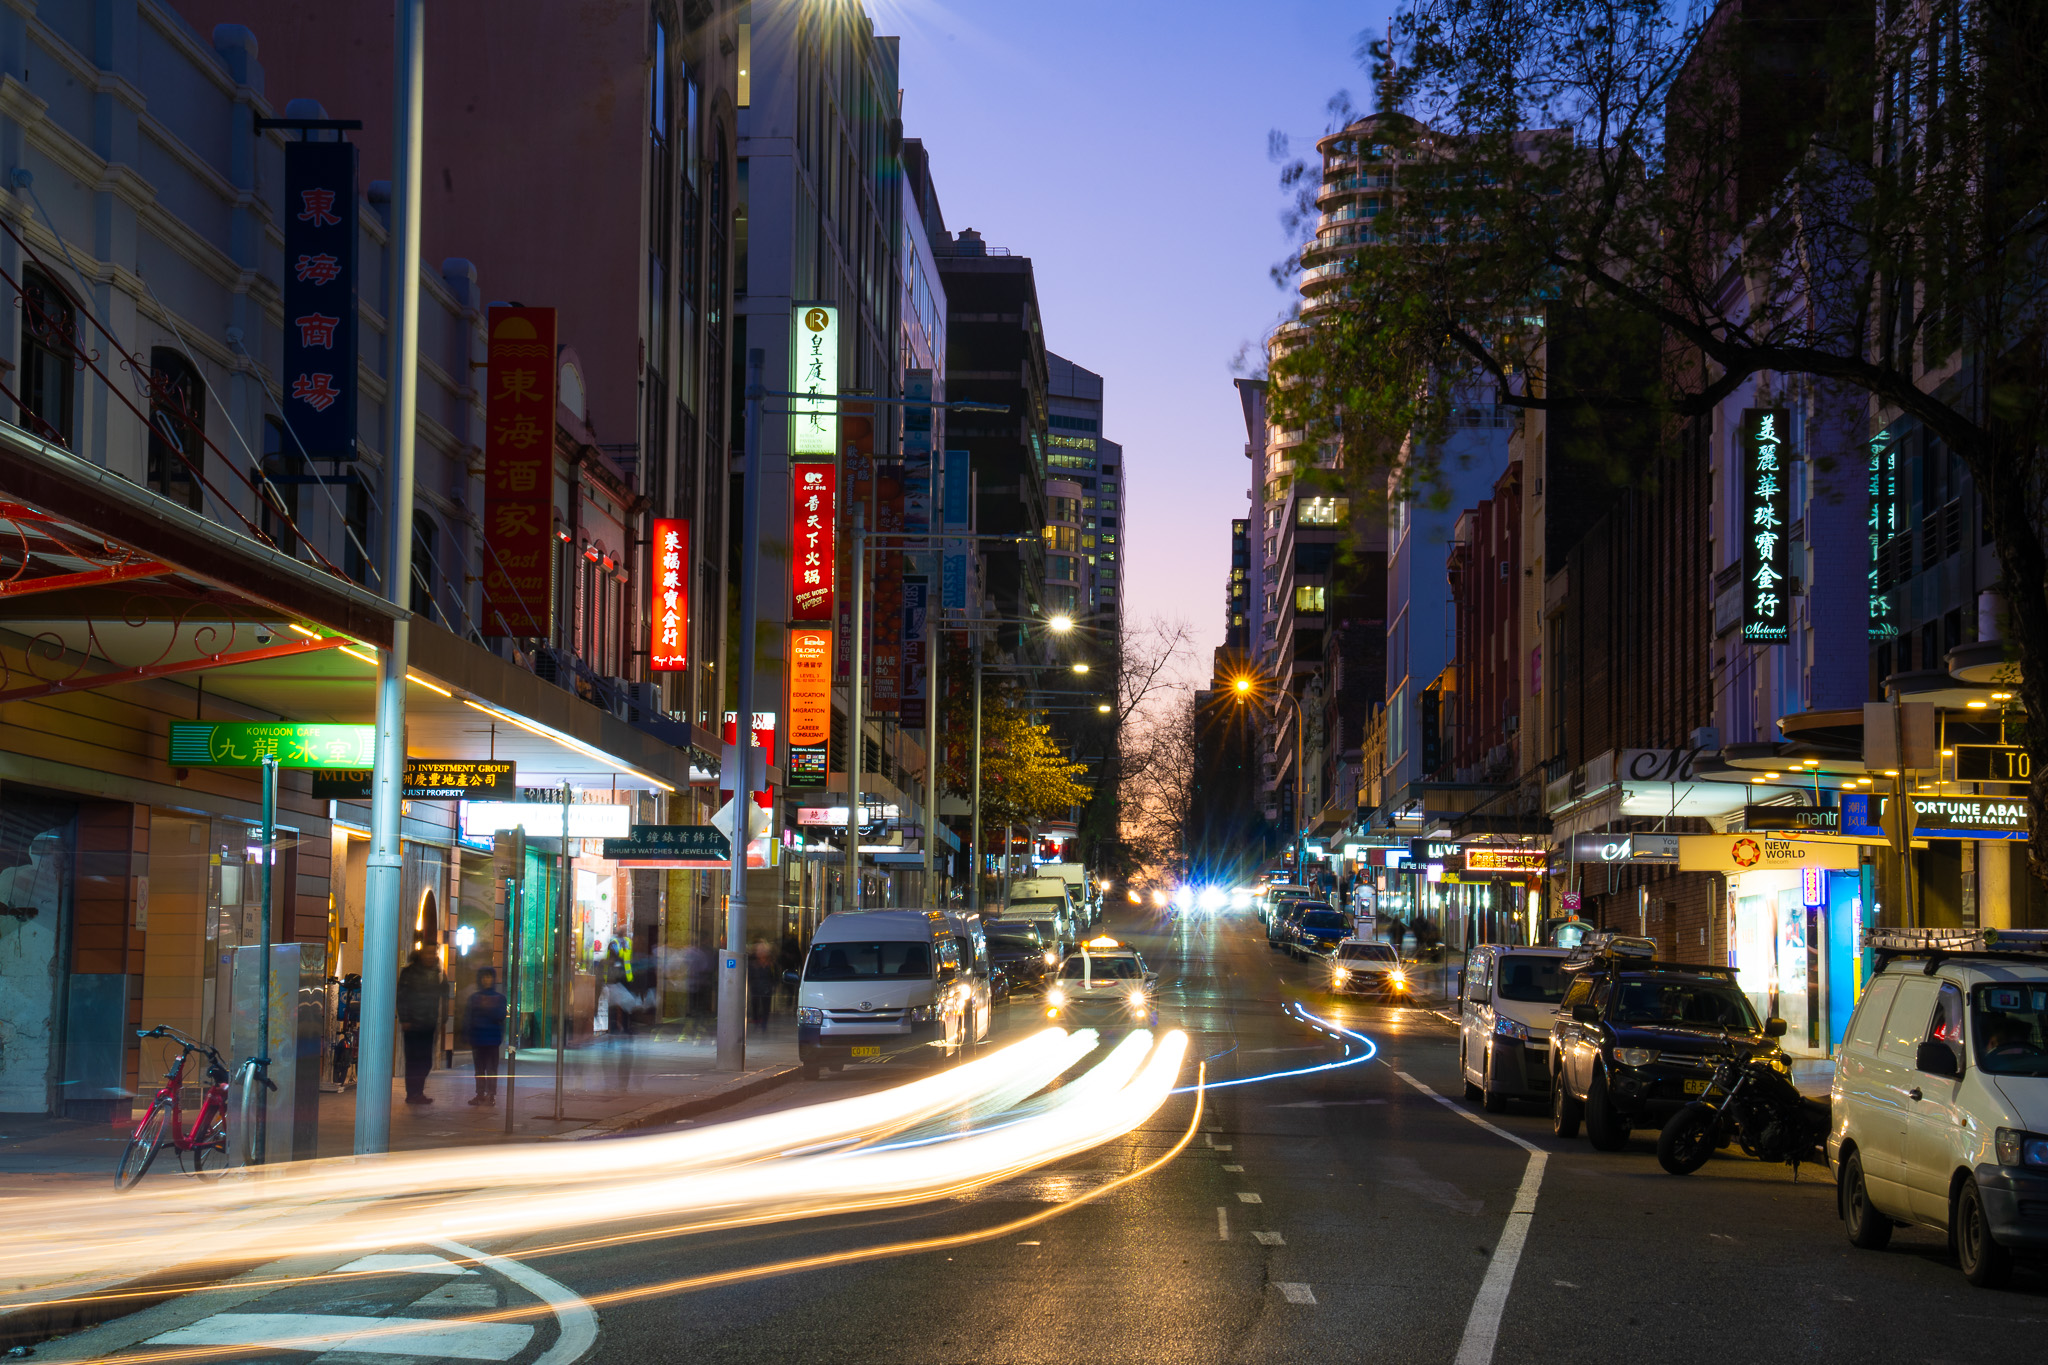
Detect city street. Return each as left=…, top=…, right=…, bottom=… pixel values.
left=33, top=908, right=2048, bottom=1365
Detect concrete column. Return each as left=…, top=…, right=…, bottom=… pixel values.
left=1979, top=839, right=2014, bottom=930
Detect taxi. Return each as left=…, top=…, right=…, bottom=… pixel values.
left=1044, top=936, right=1158, bottom=1028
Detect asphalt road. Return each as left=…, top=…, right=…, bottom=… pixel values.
left=50, top=907, right=2048, bottom=1363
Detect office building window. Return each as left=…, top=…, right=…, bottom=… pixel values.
left=411, top=512, right=439, bottom=621
left=1296, top=585, right=1327, bottom=614
left=1048, top=555, right=1076, bottom=582
left=17, top=267, right=75, bottom=446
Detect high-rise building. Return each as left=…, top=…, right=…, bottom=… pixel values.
left=1046, top=354, right=1121, bottom=627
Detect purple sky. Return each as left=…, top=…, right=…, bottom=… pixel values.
left=885, top=2, right=1391, bottom=686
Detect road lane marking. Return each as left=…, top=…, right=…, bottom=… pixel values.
left=1275, top=1283, right=1317, bottom=1305
left=1236, top=1192, right=1262, bottom=1203
left=1388, top=1069, right=1547, bottom=1365
left=415, top=1281, right=501, bottom=1309
left=330, top=1253, right=478, bottom=1278
left=1252, top=1232, right=1284, bottom=1246
left=145, top=1312, right=533, bottom=1360
left=1218, top=1207, right=1230, bottom=1240
left=1222, top=1164, right=1243, bottom=1172
left=432, top=1238, right=597, bottom=1365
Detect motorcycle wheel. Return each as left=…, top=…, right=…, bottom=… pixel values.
left=1656, top=1102, right=1718, bottom=1175
left=1584, top=1068, right=1630, bottom=1151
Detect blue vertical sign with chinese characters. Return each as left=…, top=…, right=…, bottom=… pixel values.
left=941, top=448, right=970, bottom=610
left=1741, top=408, right=1791, bottom=643
left=281, top=138, right=358, bottom=459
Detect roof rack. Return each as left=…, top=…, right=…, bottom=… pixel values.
left=1866, top=926, right=2048, bottom=974
left=1559, top=931, right=1739, bottom=978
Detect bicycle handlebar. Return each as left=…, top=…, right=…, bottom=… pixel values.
left=136, top=1025, right=225, bottom=1064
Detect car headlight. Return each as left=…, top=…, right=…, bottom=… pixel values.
left=1127, top=989, right=1149, bottom=1013
left=797, top=1007, right=823, bottom=1026
left=1047, top=988, right=1067, bottom=1008
left=1614, top=1047, right=1657, bottom=1068
left=1387, top=970, right=1407, bottom=988
left=1493, top=1016, right=1529, bottom=1041
left=1995, top=1128, right=2048, bottom=1167
left=1044, top=950, right=1058, bottom=965
left=906, top=1004, right=937, bottom=1024
left=1333, top=966, right=1350, bottom=980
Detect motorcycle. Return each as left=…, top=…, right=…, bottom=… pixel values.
left=1656, top=1039, right=1830, bottom=1178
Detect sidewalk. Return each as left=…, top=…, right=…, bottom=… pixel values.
left=0, top=1021, right=801, bottom=1185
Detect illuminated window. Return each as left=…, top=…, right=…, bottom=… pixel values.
left=1299, top=498, right=1349, bottom=527
left=1295, top=585, right=1326, bottom=613
left=1043, top=524, right=1077, bottom=552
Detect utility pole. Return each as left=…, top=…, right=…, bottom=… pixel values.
left=924, top=603, right=941, bottom=903
left=970, top=632, right=983, bottom=911
left=554, top=779, right=571, bottom=1116
left=355, top=0, right=425, bottom=1156
left=719, top=349, right=766, bottom=1071
left=845, top=504, right=867, bottom=912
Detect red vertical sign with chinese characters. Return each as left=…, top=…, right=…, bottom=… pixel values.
left=483, top=307, right=556, bottom=637
left=791, top=464, right=835, bottom=620
left=650, top=518, right=688, bottom=670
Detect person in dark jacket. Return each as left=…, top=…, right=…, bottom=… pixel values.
left=396, top=948, right=445, bottom=1105
left=746, top=939, right=776, bottom=1034
left=465, top=967, right=506, bottom=1106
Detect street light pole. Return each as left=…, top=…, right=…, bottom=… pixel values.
left=970, top=632, right=983, bottom=911
left=355, top=0, right=425, bottom=1156
left=718, top=348, right=766, bottom=1073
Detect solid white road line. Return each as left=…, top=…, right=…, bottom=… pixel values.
left=434, top=1238, right=598, bottom=1365
left=1218, top=1206, right=1230, bottom=1241
left=1389, top=1068, right=1547, bottom=1365
left=330, top=1253, right=478, bottom=1277
left=1275, top=1282, right=1317, bottom=1305
left=145, top=1312, right=532, bottom=1360
left=1251, top=1231, right=1284, bottom=1246
left=1235, top=1192, right=1262, bottom=1203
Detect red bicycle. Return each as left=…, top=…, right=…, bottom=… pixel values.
left=116, top=1026, right=234, bottom=1189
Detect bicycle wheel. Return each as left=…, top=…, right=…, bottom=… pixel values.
left=186, top=1109, right=230, bottom=1180
left=116, top=1101, right=172, bottom=1190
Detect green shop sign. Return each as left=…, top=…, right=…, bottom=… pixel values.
left=169, top=722, right=377, bottom=769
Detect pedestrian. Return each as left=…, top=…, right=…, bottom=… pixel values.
left=604, top=940, right=638, bottom=1036
left=465, top=967, right=506, bottom=1106
left=747, top=939, right=776, bottom=1034
left=396, top=948, right=445, bottom=1106
left=778, top=930, right=801, bottom=1009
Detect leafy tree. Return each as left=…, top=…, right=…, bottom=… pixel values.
left=1271, top=1, right=2048, bottom=881
left=942, top=684, right=1091, bottom=829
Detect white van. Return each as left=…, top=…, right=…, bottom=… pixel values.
left=1004, top=877, right=1075, bottom=951
left=1456, top=945, right=1571, bottom=1112
left=795, top=910, right=980, bottom=1080
left=1831, top=928, right=2048, bottom=1287
left=1041, top=863, right=1094, bottom=925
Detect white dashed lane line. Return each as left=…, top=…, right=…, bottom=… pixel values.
left=1275, top=1282, right=1318, bottom=1305
left=1252, top=1231, right=1284, bottom=1246
left=1235, top=1192, right=1262, bottom=1204
left=1217, top=1206, right=1230, bottom=1240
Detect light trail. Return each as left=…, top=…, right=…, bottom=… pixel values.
left=2, top=1028, right=1186, bottom=1321
left=1170, top=1002, right=1378, bottom=1094
left=87, top=1055, right=1208, bottom=1365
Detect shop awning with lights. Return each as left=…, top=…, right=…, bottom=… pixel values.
left=0, top=422, right=692, bottom=792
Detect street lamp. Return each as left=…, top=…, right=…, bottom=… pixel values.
left=1231, top=673, right=1309, bottom=888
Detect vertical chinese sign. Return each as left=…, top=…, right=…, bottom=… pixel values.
left=791, top=464, right=836, bottom=620
left=1741, top=408, right=1791, bottom=643
left=839, top=451, right=872, bottom=681
left=787, top=627, right=831, bottom=786
left=791, top=304, right=838, bottom=455
left=282, top=138, right=358, bottom=459
left=870, top=464, right=904, bottom=710
left=900, top=577, right=929, bottom=726
left=1867, top=432, right=1899, bottom=641
left=901, top=369, right=934, bottom=723
left=941, top=448, right=970, bottom=610
left=482, top=307, right=557, bottom=636
left=650, top=518, right=689, bottom=669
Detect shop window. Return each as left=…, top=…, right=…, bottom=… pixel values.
left=17, top=268, right=76, bottom=446
left=0, top=796, right=77, bottom=1113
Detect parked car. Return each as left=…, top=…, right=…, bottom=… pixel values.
left=1330, top=939, right=1410, bottom=998
left=987, top=929, right=1050, bottom=994
left=1456, top=944, right=1570, bottom=1111
left=1549, top=934, right=1783, bottom=1150
left=1258, top=884, right=1318, bottom=928
left=991, top=914, right=1065, bottom=964
left=989, top=966, right=1012, bottom=1008
left=1288, top=908, right=1352, bottom=961
left=1832, top=927, right=2048, bottom=1288
left=1267, top=900, right=1316, bottom=950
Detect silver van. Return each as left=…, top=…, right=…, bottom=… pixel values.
left=795, top=910, right=981, bottom=1080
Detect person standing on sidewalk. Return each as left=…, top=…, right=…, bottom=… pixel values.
left=465, top=967, right=506, bottom=1106
left=746, top=939, right=776, bottom=1034
left=397, top=949, right=445, bottom=1106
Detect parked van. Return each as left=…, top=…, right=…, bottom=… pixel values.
left=1041, top=863, right=1094, bottom=925
left=1832, top=928, right=2048, bottom=1287
left=1004, top=877, right=1075, bottom=948
left=794, top=910, right=981, bottom=1080
left=1455, top=944, right=1571, bottom=1111
left=942, top=909, right=995, bottom=1046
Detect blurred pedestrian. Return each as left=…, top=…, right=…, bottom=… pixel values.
left=465, top=967, right=506, bottom=1106
left=747, top=939, right=776, bottom=1034
left=683, top=941, right=713, bottom=1040
left=779, top=930, right=801, bottom=1010
left=604, top=940, right=639, bottom=1036
left=397, top=948, right=444, bottom=1106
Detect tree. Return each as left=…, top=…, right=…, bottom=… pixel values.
left=1271, top=2, right=2048, bottom=881
left=942, top=685, right=1091, bottom=829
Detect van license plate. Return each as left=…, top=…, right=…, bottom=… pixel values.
left=850, top=1046, right=881, bottom=1058
left=1683, top=1078, right=1709, bottom=1094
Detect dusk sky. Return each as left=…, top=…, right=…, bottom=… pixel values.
left=884, top=1, right=1393, bottom=685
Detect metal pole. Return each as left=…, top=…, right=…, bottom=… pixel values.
left=355, top=0, right=426, bottom=1156
left=502, top=870, right=518, bottom=1135
left=1893, top=696, right=1918, bottom=928
left=719, top=349, right=766, bottom=1071
left=255, top=755, right=276, bottom=1165
left=846, top=504, right=867, bottom=912
left=1293, top=695, right=1307, bottom=890
left=554, top=781, right=570, bottom=1118
left=970, top=633, right=983, bottom=911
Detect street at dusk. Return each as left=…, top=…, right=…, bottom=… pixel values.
left=5, top=2, right=2048, bottom=1363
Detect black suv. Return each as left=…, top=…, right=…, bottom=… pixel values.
left=1549, top=937, right=1787, bottom=1151
left=1267, top=899, right=1318, bottom=950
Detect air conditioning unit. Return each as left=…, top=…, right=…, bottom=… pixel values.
left=626, top=681, right=665, bottom=723
left=531, top=647, right=569, bottom=687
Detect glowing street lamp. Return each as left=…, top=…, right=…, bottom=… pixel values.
left=1048, top=613, right=1075, bottom=633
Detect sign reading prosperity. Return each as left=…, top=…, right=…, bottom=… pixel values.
left=791, top=304, right=838, bottom=455
left=1741, top=408, right=1791, bottom=643
left=791, top=464, right=836, bottom=620
left=312, top=760, right=516, bottom=800
left=650, top=518, right=688, bottom=670
left=1867, top=431, right=1900, bottom=640
left=170, top=722, right=375, bottom=769
left=282, top=138, right=358, bottom=458
left=788, top=627, right=831, bottom=786
left=1462, top=849, right=1547, bottom=874
left=483, top=306, right=557, bottom=637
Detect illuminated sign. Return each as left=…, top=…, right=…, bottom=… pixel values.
left=797, top=804, right=899, bottom=825
left=601, top=824, right=730, bottom=869
left=722, top=711, right=776, bottom=755
left=312, top=760, right=516, bottom=800
left=459, top=802, right=633, bottom=839
left=1741, top=408, right=1791, bottom=643
left=1867, top=432, right=1899, bottom=640
left=791, top=304, right=838, bottom=455
left=788, top=627, right=831, bottom=787
left=169, top=722, right=374, bottom=769
left=1463, top=849, right=1548, bottom=874
left=1954, top=744, right=2029, bottom=783
left=1677, top=834, right=1859, bottom=872
left=482, top=305, right=557, bottom=637
left=792, top=464, right=836, bottom=620
left=650, top=517, right=688, bottom=670
left=281, top=138, right=358, bottom=458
